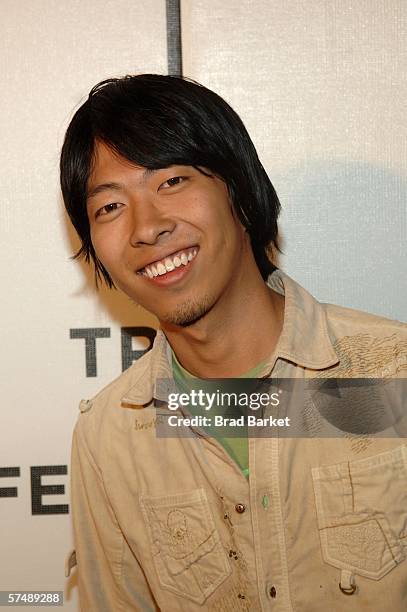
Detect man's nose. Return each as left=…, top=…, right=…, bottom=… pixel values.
left=129, top=199, right=175, bottom=246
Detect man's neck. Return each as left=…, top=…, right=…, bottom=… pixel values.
left=161, top=271, right=285, bottom=378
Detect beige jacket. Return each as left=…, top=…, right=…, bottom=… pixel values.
left=70, top=271, right=407, bottom=611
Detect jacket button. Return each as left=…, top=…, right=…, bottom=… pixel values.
left=235, top=503, right=246, bottom=513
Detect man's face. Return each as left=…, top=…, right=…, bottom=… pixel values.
left=87, top=141, right=253, bottom=327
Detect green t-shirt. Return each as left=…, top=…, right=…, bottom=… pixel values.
left=171, top=351, right=266, bottom=478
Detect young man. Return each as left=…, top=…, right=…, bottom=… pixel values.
left=61, top=75, right=406, bottom=611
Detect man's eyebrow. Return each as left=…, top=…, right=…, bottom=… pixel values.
left=86, top=169, right=159, bottom=200
left=87, top=182, right=124, bottom=200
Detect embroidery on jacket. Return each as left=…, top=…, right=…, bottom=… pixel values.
left=208, top=495, right=254, bottom=611
left=326, top=333, right=407, bottom=377
left=325, top=519, right=391, bottom=571
left=315, top=333, right=406, bottom=452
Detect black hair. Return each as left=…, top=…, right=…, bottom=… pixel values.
left=60, top=74, right=281, bottom=286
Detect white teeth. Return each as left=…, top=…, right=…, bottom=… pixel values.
left=164, top=258, right=175, bottom=272
left=141, top=248, right=198, bottom=278
left=157, top=262, right=166, bottom=275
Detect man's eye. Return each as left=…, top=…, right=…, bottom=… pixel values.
left=95, top=202, right=122, bottom=218
left=161, top=176, right=185, bottom=189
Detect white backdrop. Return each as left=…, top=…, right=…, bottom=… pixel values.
left=0, top=1, right=405, bottom=610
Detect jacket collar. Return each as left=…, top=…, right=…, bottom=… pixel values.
left=121, top=330, right=172, bottom=406
left=266, top=270, right=339, bottom=370
left=122, top=270, right=339, bottom=406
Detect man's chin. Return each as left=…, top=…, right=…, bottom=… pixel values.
left=160, top=297, right=213, bottom=328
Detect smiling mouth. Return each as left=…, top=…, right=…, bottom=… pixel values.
left=137, top=247, right=199, bottom=278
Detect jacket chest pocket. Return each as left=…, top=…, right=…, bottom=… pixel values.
left=140, top=488, right=231, bottom=604
left=312, top=445, right=407, bottom=580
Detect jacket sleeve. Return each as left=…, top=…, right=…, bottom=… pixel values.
left=71, top=419, right=159, bottom=611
